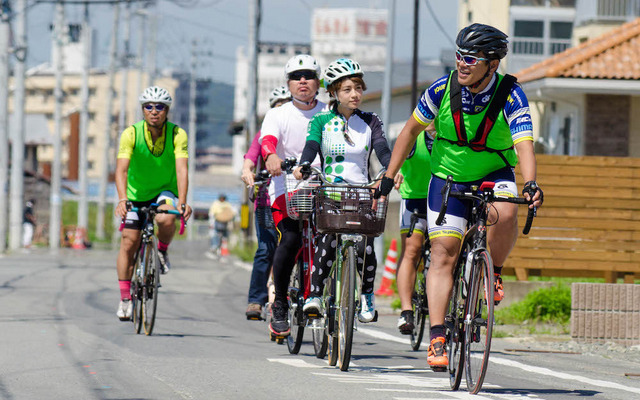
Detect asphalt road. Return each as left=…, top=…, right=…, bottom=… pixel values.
left=1, top=239, right=639, bottom=400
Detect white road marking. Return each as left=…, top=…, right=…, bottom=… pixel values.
left=358, top=327, right=411, bottom=345
left=490, top=356, right=640, bottom=395
left=267, top=358, right=323, bottom=368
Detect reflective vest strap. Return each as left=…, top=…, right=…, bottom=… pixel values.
left=473, top=74, right=517, bottom=147
left=449, top=71, right=467, bottom=143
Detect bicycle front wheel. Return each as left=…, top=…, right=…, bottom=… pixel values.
left=142, top=239, right=160, bottom=335
left=326, top=267, right=339, bottom=366
left=464, top=250, right=495, bottom=394
left=287, top=257, right=305, bottom=354
left=337, top=245, right=356, bottom=371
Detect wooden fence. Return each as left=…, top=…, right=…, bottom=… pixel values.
left=504, top=155, right=640, bottom=283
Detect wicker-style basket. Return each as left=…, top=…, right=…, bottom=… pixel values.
left=314, top=185, right=387, bottom=236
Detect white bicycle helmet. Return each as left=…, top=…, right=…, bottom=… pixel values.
left=139, top=86, right=173, bottom=106
left=284, top=54, right=321, bottom=80
left=323, top=58, right=364, bottom=87
left=268, top=85, right=291, bottom=108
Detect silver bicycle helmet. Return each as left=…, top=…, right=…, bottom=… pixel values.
left=139, top=86, right=173, bottom=106
left=323, top=58, right=364, bottom=87
left=268, top=85, right=291, bottom=108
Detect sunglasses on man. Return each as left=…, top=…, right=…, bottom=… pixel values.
left=288, top=70, right=317, bottom=81
left=455, top=50, right=489, bottom=66
left=143, top=103, right=167, bottom=112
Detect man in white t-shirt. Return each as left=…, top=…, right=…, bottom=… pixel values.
left=259, top=54, right=326, bottom=336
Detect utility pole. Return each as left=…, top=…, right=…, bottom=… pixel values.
left=49, top=1, right=65, bottom=250
left=411, top=0, right=419, bottom=108
left=187, top=40, right=197, bottom=238
left=135, top=8, right=146, bottom=122
left=96, top=2, right=120, bottom=240
left=77, top=2, right=91, bottom=242
left=119, top=0, right=132, bottom=135
left=9, top=0, right=27, bottom=250
left=242, top=0, right=260, bottom=240
left=0, top=0, right=10, bottom=253
left=381, top=0, right=395, bottom=135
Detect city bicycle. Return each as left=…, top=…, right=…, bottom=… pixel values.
left=302, top=163, right=388, bottom=371
left=437, top=176, right=534, bottom=394
left=121, top=203, right=185, bottom=336
left=406, top=210, right=431, bottom=351
left=251, top=158, right=318, bottom=350
left=282, top=159, right=319, bottom=353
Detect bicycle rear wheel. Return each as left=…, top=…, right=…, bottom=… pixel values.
left=464, top=250, right=494, bottom=394
left=326, top=268, right=339, bottom=366
left=410, top=269, right=427, bottom=351
left=337, top=245, right=356, bottom=371
left=131, top=274, right=143, bottom=334
left=287, top=257, right=305, bottom=354
left=312, top=318, right=328, bottom=358
left=142, top=239, right=160, bottom=335
left=447, top=257, right=466, bottom=390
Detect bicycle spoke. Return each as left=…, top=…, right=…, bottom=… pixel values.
left=464, top=250, right=494, bottom=394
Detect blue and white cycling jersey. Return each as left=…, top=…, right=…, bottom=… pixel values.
left=413, top=74, right=533, bottom=146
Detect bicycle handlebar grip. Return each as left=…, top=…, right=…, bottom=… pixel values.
left=300, top=161, right=311, bottom=180
left=436, top=175, right=453, bottom=226
left=522, top=206, right=536, bottom=235
left=119, top=220, right=125, bottom=232
left=179, top=216, right=186, bottom=235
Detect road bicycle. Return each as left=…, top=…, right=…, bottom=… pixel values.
left=436, top=176, right=534, bottom=394
left=301, top=163, right=388, bottom=371
left=406, top=210, right=431, bottom=351
left=121, top=203, right=185, bottom=336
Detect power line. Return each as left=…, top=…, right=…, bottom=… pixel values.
left=423, top=0, right=455, bottom=48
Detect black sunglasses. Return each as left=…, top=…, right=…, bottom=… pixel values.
left=143, top=103, right=167, bottom=112
left=288, top=70, right=317, bottom=81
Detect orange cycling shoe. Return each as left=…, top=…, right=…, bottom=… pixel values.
left=427, top=337, right=448, bottom=370
left=494, top=273, right=504, bottom=305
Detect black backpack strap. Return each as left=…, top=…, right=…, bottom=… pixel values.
left=471, top=74, right=517, bottom=148
left=449, top=71, right=467, bottom=144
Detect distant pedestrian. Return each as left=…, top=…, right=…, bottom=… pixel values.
left=208, top=194, right=236, bottom=255
left=22, top=199, right=36, bottom=248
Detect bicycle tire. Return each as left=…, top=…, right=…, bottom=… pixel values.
left=337, top=245, right=356, bottom=371
left=142, top=239, right=160, bottom=335
left=447, top=251, right=466, bottom=390
left=287, top=257, right=305, bottom=354
left=326, top=268, right=339, bottom=366
left=312, top=318, right=328, bottom=358
left=132, top=249, right=144, bottom=334
left=410, top=270, right=427, bottom=351
left=464, top=250, right=494, bottom=394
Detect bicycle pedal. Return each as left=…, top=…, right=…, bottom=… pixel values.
left=372, top=310, right=378, bottom=322
left=430, top=366, right=447, bottom=373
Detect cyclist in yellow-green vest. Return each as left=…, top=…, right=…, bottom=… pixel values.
left=114, top=86, right=192, bottom=322
left=377, top=24, right=543, bottom=370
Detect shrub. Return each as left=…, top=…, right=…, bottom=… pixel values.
left=495, top=284, right=571, bottom=325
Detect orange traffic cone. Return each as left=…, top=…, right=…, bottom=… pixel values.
left=72, top=227, right=87, bottom=249
left=375, top=238, right=398, bottom=296
left=220, top=237, right=230, bottom=256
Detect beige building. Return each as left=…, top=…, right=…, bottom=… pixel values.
left=10, top=69, right=177, bottom=180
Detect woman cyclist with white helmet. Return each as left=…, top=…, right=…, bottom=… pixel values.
left=259, top=54, right=328, bottom=336
left=293, top=58, right=392, bottom=323
left=114, top=86, right=192, bottom=321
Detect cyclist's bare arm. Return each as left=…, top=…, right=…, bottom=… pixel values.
left=384, top=116, right=425, bottom=181
left=175, top=157, right=192, bottom=221
left=241, top=158, right=256, bottom=186
left=114, top=158, right=130, bottom=219
left=514, top=140, right=542, bottom=208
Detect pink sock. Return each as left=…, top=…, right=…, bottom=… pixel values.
left=157, top=241, right=169, bottom=252
left=119, top=280, right=131, bottom=300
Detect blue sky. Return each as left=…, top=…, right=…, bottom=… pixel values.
left=22, top=0, right=458, bottom=83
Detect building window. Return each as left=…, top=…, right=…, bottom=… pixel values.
left=513, top=20, right=544, bottom=54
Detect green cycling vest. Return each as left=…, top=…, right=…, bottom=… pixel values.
left=432, top=72, right=518, bottom=182
left=400, top=131, right=431, bottom=199
left=127, top=120, right=179, bottom=202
